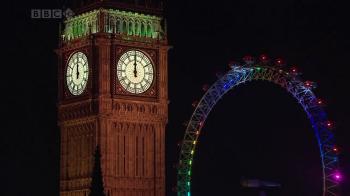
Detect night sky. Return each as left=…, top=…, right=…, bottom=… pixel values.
left=2, top=0, right=350, bottom=195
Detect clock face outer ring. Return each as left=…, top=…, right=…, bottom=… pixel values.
left=66, top=52, right=89, bottom=96
left=116, top=50, right=154, bottom=94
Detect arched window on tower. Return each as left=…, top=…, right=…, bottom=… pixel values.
left=147, top=24, right=152, bottom=37
left=135, top=20, right=141, bottom=36
left=116, top=19, right=121, bottom=34
left=122, top=21, right=128, bottom=34
left=109, top=16, right=115, bottom=33
left=128, top=21, right=134, bottom=35
left=141, top=23, right=146, bottom=36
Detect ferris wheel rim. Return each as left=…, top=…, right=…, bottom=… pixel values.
left=177, top=64, right=340, bottom=196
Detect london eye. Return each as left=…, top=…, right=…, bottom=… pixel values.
left=177, top=55, right=341, bottom=196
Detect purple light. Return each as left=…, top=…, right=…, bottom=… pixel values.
left=334, top=172, right=342, bottom=182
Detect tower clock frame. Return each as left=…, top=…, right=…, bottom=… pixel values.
left=113, top=45, right=159, bottom=99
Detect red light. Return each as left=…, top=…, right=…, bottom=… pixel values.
left=333, top=147, right=338, bottom=152
left=326, top=121, right=333, bottom=128
left=305, top=81, right=311, bottom=87
left=317, top=99, right=324, bottom=105
left=275, top=58, right=284, bottom=66
left=202, top=84, right=209, bottom=92
left=228, top=60, right=239, bottom=68
left=243, top=55, right=253, bottom=60
left=259, top=54, right=269, bottom=62
left=243, top=55, right=254, bottom=64
left=192, top=101, right=198, bottom=107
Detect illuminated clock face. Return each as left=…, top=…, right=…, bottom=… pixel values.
left=117, top=50, right=154, bottom=94
left=66, top=52, right=89, bottom=95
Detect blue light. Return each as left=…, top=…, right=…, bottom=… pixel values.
left=178, top=63, right=340, bottom=196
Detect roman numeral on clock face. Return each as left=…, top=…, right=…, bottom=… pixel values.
left=66, top=52, right=89, bottom=96
left=116, top=50, right=154, bottom=94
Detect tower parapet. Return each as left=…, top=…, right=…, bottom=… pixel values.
left=62, top=8, right=165, bottom=42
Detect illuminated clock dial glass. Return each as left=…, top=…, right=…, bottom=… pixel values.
left=117, top=50, right=154, bottom=94
left=66, top=52, right=89, bottom=95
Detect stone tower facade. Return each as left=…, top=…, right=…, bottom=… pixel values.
left=56, top=1, right=168, bottom=195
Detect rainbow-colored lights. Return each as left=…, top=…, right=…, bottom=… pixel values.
left=177, top=55, right=341, bottom=196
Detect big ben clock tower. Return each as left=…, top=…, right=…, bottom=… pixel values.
left=56, top=1, right=168, bottom=195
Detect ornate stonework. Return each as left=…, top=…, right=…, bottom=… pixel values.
left=57, top=2, right=168, bottom=196
left=63, top=9, right=165, bottom=42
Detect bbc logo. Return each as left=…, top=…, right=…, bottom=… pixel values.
left=31, top=9, right=74, bottom=19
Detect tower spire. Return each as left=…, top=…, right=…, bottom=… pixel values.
left=71, top=0, right=163, bottom=16
left=89, top=146, right=105, bottom=196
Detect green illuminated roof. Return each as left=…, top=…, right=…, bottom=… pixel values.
left=62, top=9, right=165, bottom=42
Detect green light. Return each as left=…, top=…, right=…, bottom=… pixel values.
left=63, top=9, right=164, bottom=42
left=256, top=67, right=261, bottom=71
left=188, top=192, right=191, bottom=196
left=189, top=160, right=192, bottom=165
left=63, top=10, right=99, bottom=41
left=188, top=170, right=191, bottom=175
left=187, top=181, right=190, bottom=186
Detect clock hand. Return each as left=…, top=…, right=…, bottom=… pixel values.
left=76, top=62, right=79, bottom=79
left=133, top=51, right=137, bottom=77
